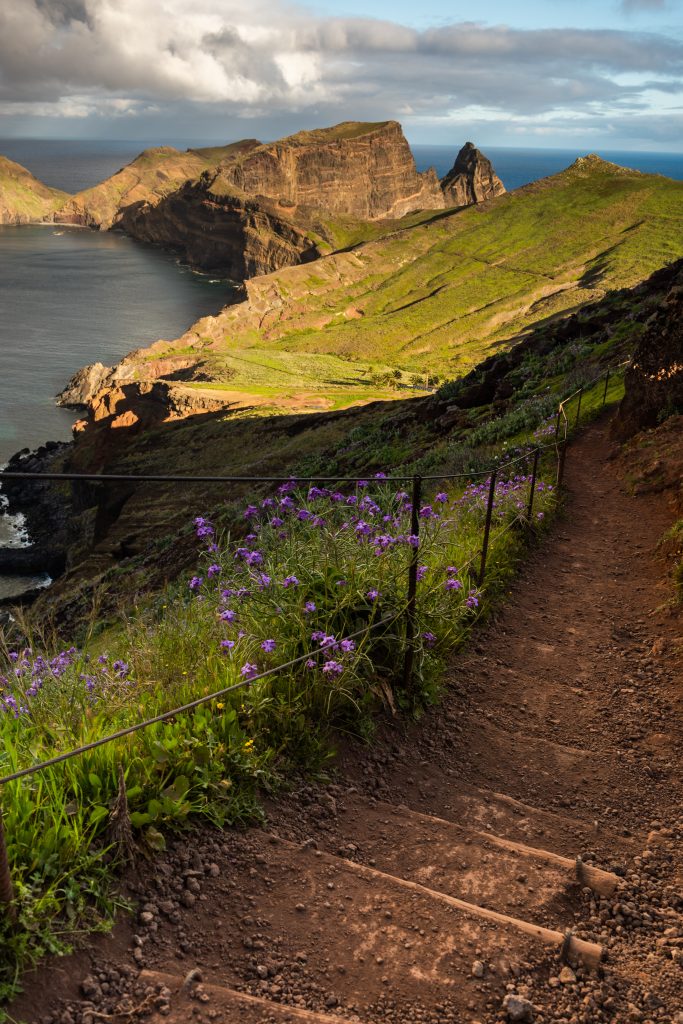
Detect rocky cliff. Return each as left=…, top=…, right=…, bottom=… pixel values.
left=55, top=141, right=258, bottom=230
left=441, top=142, right=506, bottom=207
left=0, top=156, right=68, bottom=224
left=0, top=123, right=506, bottom=281
left=615, top=261, right=683, bottom=439
left=215, top=121, right=444, bottom=220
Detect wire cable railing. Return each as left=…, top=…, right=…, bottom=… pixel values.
left=0, top=359, right=627, bottom=918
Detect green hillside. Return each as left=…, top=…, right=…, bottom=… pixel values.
left=0, top=156, right=68, bottom=223
left=180, top=156, right=683, bottom=386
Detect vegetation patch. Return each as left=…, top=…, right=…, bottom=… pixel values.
left=0, top=462, right=557, bottom=999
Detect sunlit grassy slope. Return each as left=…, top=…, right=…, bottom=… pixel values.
left=169, top=156, right=683, bottom=388
left=0, top=156, right=68, bottom=223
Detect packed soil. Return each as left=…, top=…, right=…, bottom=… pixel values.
left=10, top=418, right=683, bottom=1024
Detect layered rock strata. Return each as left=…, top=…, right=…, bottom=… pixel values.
left=0, top=122, right=506, bottom=280
left=441, top=141, right=506, bottom=207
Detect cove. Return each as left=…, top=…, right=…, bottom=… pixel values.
left=0, top=223, right=230, bottom=597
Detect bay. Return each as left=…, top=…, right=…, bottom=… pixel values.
left=0, top=223, right=231, bottom=599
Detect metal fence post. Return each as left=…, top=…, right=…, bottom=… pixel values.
left=574, top=387, right=584, bottom=430
left=602, top=370, right=610, bottom=406
left=402, top=475, right=422, bottom=689
left=527, top=448, right=540, bottom=523
left=478, top=470, right=497, bottom=585
left=557, top=432, right=568, bottom=490
left=554, top=408, right=561, bottom=440
left=0, top=798, right=16, bottom=924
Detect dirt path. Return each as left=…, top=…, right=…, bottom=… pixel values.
left=12, top=419, right=683, bottom=1024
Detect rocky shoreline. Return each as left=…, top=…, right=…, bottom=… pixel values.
left=0, top=440, right=73, bottom=603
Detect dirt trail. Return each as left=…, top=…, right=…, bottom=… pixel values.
left=12, top=419, right=683, bottom=1024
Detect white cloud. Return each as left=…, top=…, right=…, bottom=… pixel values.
left=0, top=0, right=682, bottom=142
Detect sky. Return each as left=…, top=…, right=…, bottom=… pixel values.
left=0, top=0, right=682, bottom=149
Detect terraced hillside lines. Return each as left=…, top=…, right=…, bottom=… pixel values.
left=179, top=158, right=683, bottom=381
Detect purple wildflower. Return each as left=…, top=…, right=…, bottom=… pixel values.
left=240, top=662, right=259, bottom=680
left=422, top=631, right=437, bottom=648
left=189, top=576, right=203, bottom=591
left=220, top=639, right=235, bottom=651
left=261, top=639, right=277, bottom=653
left=340, top=639, right=356, bottom=653
left=220, top=609, right=236, bottom=622
left=207, top=563, right=221, bottom=578
left=445, top=579, right=463, bottom=591
left=304, top=601, right=316, bottom=613
left=282, top=575, right=300, bottom=588
left=367, top=589, right=379, bottom=603
left=322, top=660, right=344, bottom=676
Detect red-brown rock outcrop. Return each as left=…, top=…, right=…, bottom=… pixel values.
left=441, top=142, right=506, bottom=207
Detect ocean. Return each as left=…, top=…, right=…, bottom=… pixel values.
left=0, top=219, right=231, bottom=600
left=1, top=137, right=682, bottom=195
left=0, top=137, right=682, bottom=598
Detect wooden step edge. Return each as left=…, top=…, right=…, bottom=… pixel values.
left=372, top=799, right=619, bottom=896
left=138, top=969, right=358, bottom=1023
left=276, top=836, right=604, bottom=971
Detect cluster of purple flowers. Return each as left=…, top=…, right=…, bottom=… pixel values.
left=0, top=647, right=135, bottom=716
left=183, top=464, right=555, bottom=696
left=459, top=475, right=552, bottom=519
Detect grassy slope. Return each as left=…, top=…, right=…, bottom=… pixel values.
left=60, top=145, right=247, bottom=228
left=0, top=157, right=68, bottom=223
left=166, top=157, right=683, bottom=390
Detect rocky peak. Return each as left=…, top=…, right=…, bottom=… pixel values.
left=440, top=142, right=506, bottom=207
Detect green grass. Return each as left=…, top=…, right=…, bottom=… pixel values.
left=0, top=468, right=557, bottom=1001
left=194, top=159, right=683, bottom=386
left=176, top=348, right=430, bottom=410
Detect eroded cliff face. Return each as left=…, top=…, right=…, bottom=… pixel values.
left=1, top=123, right=506, bottom=282
left=441, top=142, right=506, bottom=207
left=103, top=130, right=505, bottom=279
left=217, top=120, right=444, bottom=220
left=615, top=262, right=683, bottom=439
left=118, top=182, right=322, bottom=278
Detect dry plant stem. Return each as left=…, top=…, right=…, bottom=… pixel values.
left=108, top=764, right=137, bottom=866
left=0, top=800, right=16, bottom=923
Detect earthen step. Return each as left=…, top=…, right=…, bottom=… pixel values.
left=189, top=830, right=602, bottom=1018
left=323, top=795, right=617, bottom=916
left=138, top=969, right=356, bottom=1024
left=386, top=774, right=637, bottom=860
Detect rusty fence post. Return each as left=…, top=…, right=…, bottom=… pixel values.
left=574, top=387, right=584, bottom=430
left=478, top=469, right=497, bottom=586
left=0, top=798, right=16, bottom=924
left=557, top=430, right=568, bottom=490
left=402, top=474, right=422, bottom=689
left=527, top=447, right=540, bottom=523
left=602, top=370, right=610, bottom=406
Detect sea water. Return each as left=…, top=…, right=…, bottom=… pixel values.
left=0, top=138, right=681, bottom=598
left=0, top=222, right=231, bottom=598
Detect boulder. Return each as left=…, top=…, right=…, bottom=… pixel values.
left=57, top=362, right=113, bottom=408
